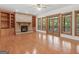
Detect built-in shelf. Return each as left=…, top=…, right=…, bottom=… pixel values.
left=32, top=16, right=36, bottom=31
left=0, top=11, right=15, bottom=36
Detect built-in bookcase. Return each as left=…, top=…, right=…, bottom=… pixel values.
left=11, top=14, right=15, bottom=28
left=0, top=11, right=15, bottom=37
left=32, top=16, right=36, bottom=31
left=1, top=12, right=9, bottom=29
left=0, top=12, right=15, bottom=29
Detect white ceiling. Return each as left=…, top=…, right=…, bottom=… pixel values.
left=0, top=4, right=71, bottom=15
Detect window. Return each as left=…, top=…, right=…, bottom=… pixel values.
left=42, top=17, right=46, bottom=31
left=61, top=12, right=72, bottom=35
left=64, top=15, right=71, bottom=32
left=53, top=15, right=60, bottom=37
left=75, top=11, right=79, bottom=36
left=54, top=17, right=58, bottom=32
left=38, top=18, right=41, bottom=30
left=48, top=16, right=53, bottom=32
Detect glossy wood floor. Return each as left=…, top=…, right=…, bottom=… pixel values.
left=0, top=32, right=79, bottom=54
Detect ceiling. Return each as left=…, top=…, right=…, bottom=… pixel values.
left=0, top=4, right=71, bottom=15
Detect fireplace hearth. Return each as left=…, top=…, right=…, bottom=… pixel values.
left=21, top=26, right=28, bottom=32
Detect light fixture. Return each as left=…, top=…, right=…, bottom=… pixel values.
left=32, top=4, right=48, bottom=11
left=37, top=7, right=41, bottom=11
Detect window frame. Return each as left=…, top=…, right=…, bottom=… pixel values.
left=75, top=11, right=79, bottom=36
left=47, top=16, right=53, bottom=33
left=53, top=14, right=60, bottom=36
left=53, top=15, right=59, bottom=32
left=42, top=17, right=46, bottom=31
left=38, top=18, right=42, bottom=30
left=61, top=12, right=72, bottom=35
left=47, top=14, right=60, bottom=36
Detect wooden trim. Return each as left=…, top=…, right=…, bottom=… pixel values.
left=14, top=12, right=16, bottom=35
left=0, top=12, right=1, bottom=38
left=0, top=12, right=1, bottom=29
left=9, top=13, right=11, bottom=28
left=70, top=13, right=72, bottom=35
left=52, top=15, right=54, bottom=35
left=40, top=17, right=42, bottom=30
left=75, top=11, right=76, bottom=36
left=46, top=17, right=48, bottom=33
left=58, top=14, right=61, bottom=36
left=42, top=17, right=43, bottom=31
left=75, top=11, right=77, bottom=36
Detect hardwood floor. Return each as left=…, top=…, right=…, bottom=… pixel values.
left=0, top=32, right=79, bottom=54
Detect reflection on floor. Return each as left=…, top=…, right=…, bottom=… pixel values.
left=0, top=32, right=79, bottom=54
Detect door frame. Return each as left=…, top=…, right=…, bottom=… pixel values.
left=46, top=15, right=53, bottom=35
left=46, top=14, right=61, bottom=37
left=53, top=14, right=60, bottom=37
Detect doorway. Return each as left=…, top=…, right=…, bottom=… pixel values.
left=47, top=14, right=60, bottom=37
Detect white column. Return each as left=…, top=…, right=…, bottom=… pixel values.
left=72, top=10, right=75, bottom=36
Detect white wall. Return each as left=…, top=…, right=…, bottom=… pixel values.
left=36, top=5, right=79, bottom=40
left=15, top=13, right=32, bottom=22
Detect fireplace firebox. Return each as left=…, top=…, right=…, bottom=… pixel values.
left=21, top=26, right=28, bottom=32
